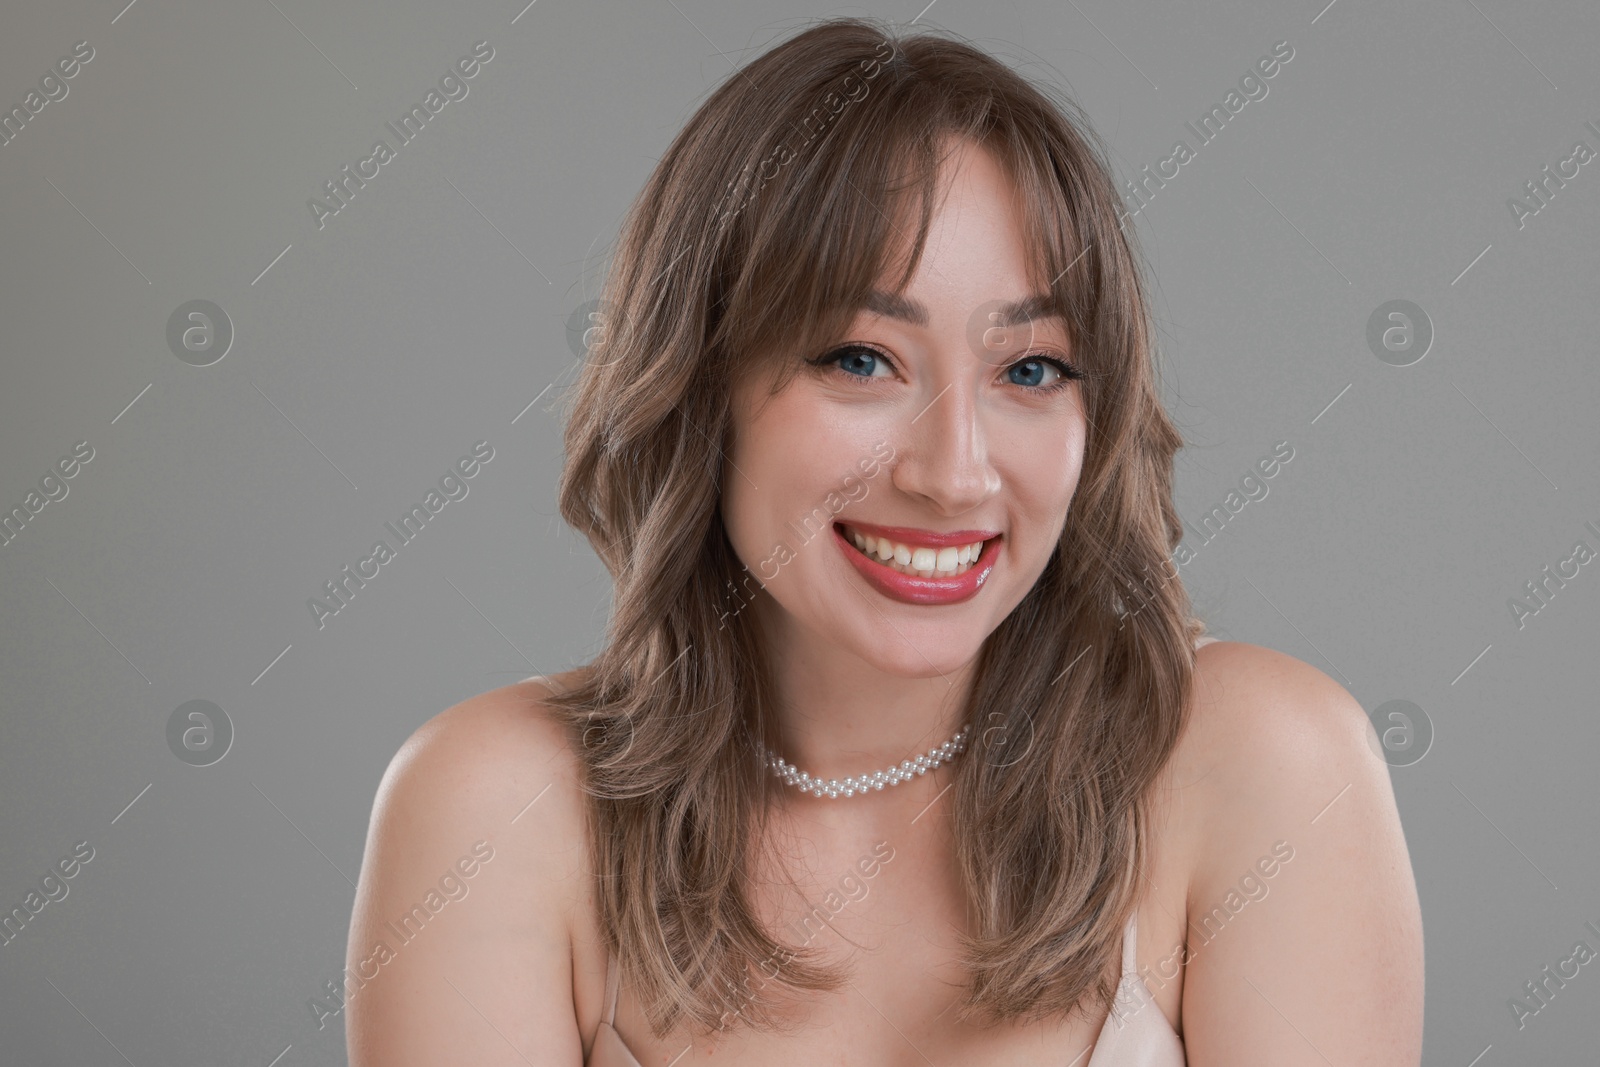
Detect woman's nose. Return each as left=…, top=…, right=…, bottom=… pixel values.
left=888, top=382, right=1000, bottom=515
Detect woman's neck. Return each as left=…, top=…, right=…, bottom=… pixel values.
left=752, top=602, right=978, bottom=787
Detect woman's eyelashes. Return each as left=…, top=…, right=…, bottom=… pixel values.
left=809, top=344, right=893, bottom=381
left=809, top=342, right=1084, bottom=393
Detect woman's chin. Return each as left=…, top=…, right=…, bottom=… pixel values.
left=840, top=637, right=984, bottom=681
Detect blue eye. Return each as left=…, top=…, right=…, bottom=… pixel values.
left=828, top=344, right=891, bottom=379
left=811, top=344, right=1084, bottom=393
left=1007, top=356, right=1082, bottom=390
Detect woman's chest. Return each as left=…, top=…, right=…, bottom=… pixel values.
left=581, top=816, right=1189, bottom=1067
left=608, top=891, right=1124, bottom=1067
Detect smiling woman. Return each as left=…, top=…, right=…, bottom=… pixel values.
left=346, top=15, right=1423, bottom=1067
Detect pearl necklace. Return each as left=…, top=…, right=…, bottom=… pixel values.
left=759, top=725, right=971, bottom=799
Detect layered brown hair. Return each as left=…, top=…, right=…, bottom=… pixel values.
left=547, top=15, right=1206, bottom=1041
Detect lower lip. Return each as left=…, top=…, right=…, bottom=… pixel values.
left=833, top=524, right=1001, bottom=606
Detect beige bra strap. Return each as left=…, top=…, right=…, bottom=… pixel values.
left=1121, top=910, right=1140, bottom=979
left=604, top=945, right=621, bottom=1025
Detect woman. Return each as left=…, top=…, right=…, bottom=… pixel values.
left=346, top=17, right=1423, bottom=1066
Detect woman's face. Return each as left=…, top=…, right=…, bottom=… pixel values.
left=721, top=139, right=1089, bottom=679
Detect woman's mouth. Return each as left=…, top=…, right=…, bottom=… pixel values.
left=832, top=522, right=1002, bottom=606
left=840, top=525, right=990, bottom=577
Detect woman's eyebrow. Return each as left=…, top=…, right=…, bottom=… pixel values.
left=861, top=289, right=1065, bottom=328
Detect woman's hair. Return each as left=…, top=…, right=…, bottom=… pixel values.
left=546, top=14, right=1206, bottom=1040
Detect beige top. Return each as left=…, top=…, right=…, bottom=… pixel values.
left=586, top=633, right=1214, bottom=1066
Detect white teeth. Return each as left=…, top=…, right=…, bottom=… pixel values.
left=842, top=526, right=990, bottom=579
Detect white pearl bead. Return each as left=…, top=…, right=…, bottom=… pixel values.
left=761, top=725, right=970, bottom=799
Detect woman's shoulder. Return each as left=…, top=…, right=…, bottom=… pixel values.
left=394, top=667, right=594, bottom=773
left=1174, top=638, right=1374, bottom=794
left=347, top=671, right=596, bottom=1064
left=1156, top=642, right=1424, bottom=1056
left=1184, top=637, right=1368, bottom=736
left=1163, top=637, right=1401, bottom=917
left=368, top=669, right=594, bottom=852
left=1165, top=639, right=1375, bottom=826
left=361, top=669, right=600, bottom=903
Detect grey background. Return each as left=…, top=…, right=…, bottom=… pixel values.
left=1, top=0, right=1596, bottom=1063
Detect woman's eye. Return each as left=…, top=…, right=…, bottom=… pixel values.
left=1007, top=356, right=1085, bottom=390
left=813, top=344, right=1083, bottom=392
left=820, top=344, right=892, bottom=379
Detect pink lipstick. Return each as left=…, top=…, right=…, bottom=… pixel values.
left=833, top=521, right=1002, bottom=606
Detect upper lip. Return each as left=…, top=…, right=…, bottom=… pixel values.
left=836, top=520, right=1001, bottom=547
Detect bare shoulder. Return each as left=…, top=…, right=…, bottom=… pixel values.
left=346, top=670, right=594, bottom=1066
left=1171, top=640, right=1375, bottom=814
left=374, top=670, right=590, bottom=836
left=361, top=670, right=593, bottom=897
left=1165, top=641, right=1424, bottom=1062
left=1166, top=639, right=1387, bottom=888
